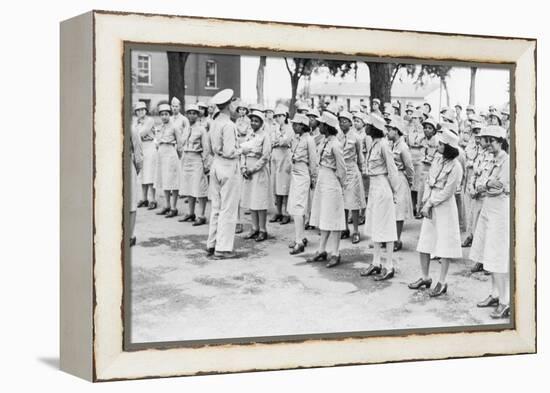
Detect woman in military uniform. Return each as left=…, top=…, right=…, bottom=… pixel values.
left=308, top=111, right=346, bottom=268
left=415, top=117, right=441, bottom=218
left=408, top=130, right=463, bottom=297
left=407, top=110, right=425, bottom=216
left=470, top=126, right=510, bottom=319
left=338, top=111, right=366, bottom=244
left=133, top=101, right=158, bottom=210
left=270, top=105, right=293, bottom=225
left=155, top=103, right=184, bottom=218
left=240, top=110, right=272, bottom=242
left=178, top=104, right=211, bottom=226
left=359, top=115, right=399, bottom=281
left=287, top=114, right=318, bottom=254
left=387, top=119, right=415, bottom=252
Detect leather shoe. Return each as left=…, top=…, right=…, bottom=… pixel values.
left=358, top=215, right=366, bottom=225
left=351, top=232, right=360, bottom=244
left=165, top=209, right=178, bottom=218
left=360, top=264, right=381, bottom=277
left=289, top=242, right=305, bottom=255
left=178, top=213, right=196, bottom=222
left=393, top=240, right=403, bottom=252
left=374, top=267, right=395, bottom=281
left=137, top=200, right=149, bottom=208
left=326, top=255, right=341, bottom=268
left=156, top=207, right=171, bottom=215
left=289, top=238, right=308, bottom=248
left=213, top=251, right=237, bottom=259
left=408, top=277, right=432, bottom=290
left=340, top=229, right=351, bottom=239
left=490, top=304, right=510, bottom=319
left=244, top=230, right=260, bottom=240
left=304, top=224, right=315, bottom=230
left=280, top=215, right=291, bottom=225
left=255, top=231, right=268, bottom=242
left=147, top=201, right=158, bottom=210
left=269, top=214, right=283, bottom=223
left=429, top=282, right=448, bottom=297
left=235, top=223, right=244, bottom=234
left=307, top=251, right=328, bottom=262
left=471, top=262, right=484, bottom=273
left=205, top=247, right=215, bottom=256
left=192, top=216, right=207, bottom=226
left=462, top=235, right=473, bottom=248
left=477, top=295, right=499, bottom=308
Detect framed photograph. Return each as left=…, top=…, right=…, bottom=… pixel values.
left=60, top=10, right=537, bottom=382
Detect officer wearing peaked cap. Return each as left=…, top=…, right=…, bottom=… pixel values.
left=205, top=88, right=243, bottom=258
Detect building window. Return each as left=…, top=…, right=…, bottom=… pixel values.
left=205, top=60, right=218, bottom=89
left=136, top=54, right=152, bottom=85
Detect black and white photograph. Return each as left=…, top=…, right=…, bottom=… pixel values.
left=127, top=48, right=512, bottom=346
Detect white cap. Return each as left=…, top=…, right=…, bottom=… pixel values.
left=170, top=96, right=181, bottom=105
left=386, top=118, right=404, bottom=134
left=353, top=112, right=369, bottom=124
left=185, top=104, right=200, bottom=113
left=370, top=113, right=387, bottom=132
left=440, top=129, right=459, bottom=149
left=338, top=111, right=354, bottom=123
left=134, top=101, right=147, bottom=112
left=422, top=117, right=438, bottom=129
left=197, top=101, right=207, bottom=108
left=248, top=110, right=265, bottom=123
left=211, top=88, right=234, bottom=105
left=306, top=108, right=320, bottom=118
left=158, top=103, right=171, bottom=114
left=320, top=111, right=339, bottom=129
left=480, top=125, right=506, bottom=139
left=291, top=113, right=310, bottom=127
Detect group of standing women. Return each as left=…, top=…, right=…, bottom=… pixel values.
left=130, top=92, right=511, bottom=319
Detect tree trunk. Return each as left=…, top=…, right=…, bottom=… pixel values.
left=167, top=52, right=189, bottom=112
left=289, top=74, right=300, bottom=118
left=366, top=62, right=392, bottom=106
left=256, top=56, right=266, bottom=105
left=441, top=78, right=450, bottom=107
left=469, top=67, right=477, bottom=105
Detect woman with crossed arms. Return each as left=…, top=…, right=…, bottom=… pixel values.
left=470, top=125, right=511, bottom=319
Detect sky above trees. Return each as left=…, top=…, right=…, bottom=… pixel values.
left=240, top=56, right=510, bottom=111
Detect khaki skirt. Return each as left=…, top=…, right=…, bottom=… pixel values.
left=270, top=147, right=291, bottom=196
left=179, top=151, right=208, bottom=198
left=343, top=161, right=367, bottom=210
left=139, top=140, right=157, bottom=185
left=155, top=144, right=181, bottom=191
left=287, top=162, right=311, bottom=216
left=394, top=171, right=414, bottom=221
left=310, top=167, right=346, bottom=231
left=363, top=175, right=397, bottom=242
left=241, top=156, right=272, bottom=210
left=410, top=147, right=424, bottom=192
left=469, top=195, right=509, bottom=273
left=416, top=195, right=462, bottom=258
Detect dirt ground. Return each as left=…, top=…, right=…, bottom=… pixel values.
left=130, top=198, right=509, bottom=344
